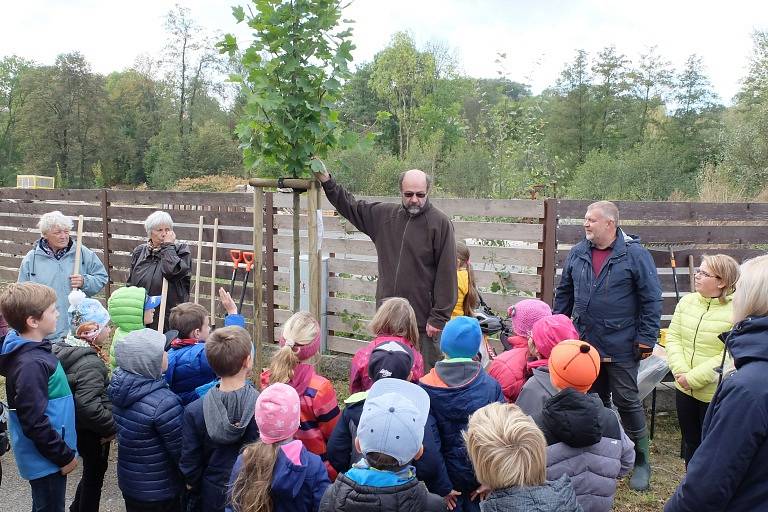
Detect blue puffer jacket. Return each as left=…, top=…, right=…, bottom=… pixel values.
left=554, top=229, right=662, bottom=361
left=18, top=239, right=108, bottom=341
left=665, top=316, right=768, bottom=512
left=108, top=368, right=184, bottom=502
left=420, top=360, right=505, bottom=512
left=326, top=391, right=453, bottom=497
left=166, top=314, right=245, bottom=405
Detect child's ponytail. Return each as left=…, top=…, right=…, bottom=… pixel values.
left=230, top=441, right=280, bottom=512
left=269, top=311, right=320, bottom=384
left=457, top=241, right=479, bottom=317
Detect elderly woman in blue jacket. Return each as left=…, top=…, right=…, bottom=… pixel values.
left=665, top=254, right=768, bottom=512
left=18, top=210, right=108, bottom=341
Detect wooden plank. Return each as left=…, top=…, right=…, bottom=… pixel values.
left=0, top=201, right=101, bottom=218
left=101, top=189, right=111, bottom=297
left=327, top=258, right=378, bottom=276
left=0, top=229, right=104, bottom=249
left=327, top=276, right=376, bottom=297
left=265, top=192, right=275, bottom=344
left=539, top=198, right=557, bottom=306
left=0, top=188, right=102, bottom=202
left=0, top=267, right=20, bottom=281
left=109, top=206, right=252, bottom=227
left=274, top=193, right=545, bottom=218
left=327, top=314, right=370, bottom=334
left=0, top=215, right=102, bottom=233
left=0, top=255, right=23, bottom=268
left=473, top=269, right=541, bottom=293
left=555, top=246, right=767, bottom=267
left=106, top=190, right=253, bottom=208
left=558, top=224, right=768, bottom=245
left=557, top=199, right=768, bottom=221
left=327, top=335, right=369, bottom=355
left=327, top=297, right=376, bottom=317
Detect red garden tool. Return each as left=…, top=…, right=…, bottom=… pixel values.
left=229, top=250, right=243, bottom=294
left=238, top=251, right=255, bottom=313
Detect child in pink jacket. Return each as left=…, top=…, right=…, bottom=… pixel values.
left=489, top=314, right=578, bottom=402
left=349, top=297, right=425, bottom=394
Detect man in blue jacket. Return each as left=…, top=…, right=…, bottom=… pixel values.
left=554, top=200, right=662, bottom=492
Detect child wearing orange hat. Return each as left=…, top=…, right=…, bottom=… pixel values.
left=532, top=341, right=635, bottom=512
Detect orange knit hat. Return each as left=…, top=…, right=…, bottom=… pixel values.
left=549, top=340, right=601, bottom=393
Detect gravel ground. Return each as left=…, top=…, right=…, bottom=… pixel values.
left=1, top=441, right=125, bottom=512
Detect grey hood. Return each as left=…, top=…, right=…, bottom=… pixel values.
left=202, top=384, right=259, bottom=444
left=115, top=328, right=165, bottom=380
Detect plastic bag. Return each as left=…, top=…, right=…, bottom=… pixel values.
left=637, top=355, right=670, bottom=400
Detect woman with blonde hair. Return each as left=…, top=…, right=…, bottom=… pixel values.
left=666, top=254, right=768, bottom=511
left=453, top=241, right=479, bottom=318
left=665, top=254, right=739, bottom=466
left=348, top=297, right=425, bottom=394
left=260, top=311, right=340, bottom=480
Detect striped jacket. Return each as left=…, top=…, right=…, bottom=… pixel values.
left=261, top=364, right=341, bottom=479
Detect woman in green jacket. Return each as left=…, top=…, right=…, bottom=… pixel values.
left=665, top=254, right=740, bottom=466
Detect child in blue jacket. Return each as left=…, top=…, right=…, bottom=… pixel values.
left=109, top=328, right=184, bottom=512
left=0, top=283, right=78, bottom=510
left=227, top=383, right=330, bottom=512
left=420, top=316, right=505, bottom=512
left=180, top=326, right=260, bottom=512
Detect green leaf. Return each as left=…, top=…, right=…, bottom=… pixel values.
left=232, top=5, right=245, bottom=23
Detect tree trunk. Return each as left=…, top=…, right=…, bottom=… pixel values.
left=292, top=190, right=300, bottom=312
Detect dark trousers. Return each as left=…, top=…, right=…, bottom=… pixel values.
left=591, top=360, right=647, bottom=440
left=675, top=389, right=710, bottom=466
left=124, top=495, right=182, bottom=512
left=70, top=429, right=110, bottom=512
left=30, top=471, right=67, bottom=512
left=419, top=331, right=443, bottom=371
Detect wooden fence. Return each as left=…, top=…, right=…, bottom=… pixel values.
left=0, top=189, right=765, bottom=353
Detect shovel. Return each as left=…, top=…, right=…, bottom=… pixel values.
left=229, top=250, right=243, bottom=294
left=238, top=252, right=255, bottom=314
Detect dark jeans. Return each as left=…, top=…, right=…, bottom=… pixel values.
left=590, top=359, right=647, bottom=440
left=30, top=471, right=67, bottom=512
left=675, top=389, right=710, bottom=466
left=124, top=495, right=182, bottom=512
left=70, top=429, right=110, bottom=512
left=419, top=331, right=443, bottom=371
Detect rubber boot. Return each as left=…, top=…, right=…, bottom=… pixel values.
left=629, top=435, right=652, bottom=491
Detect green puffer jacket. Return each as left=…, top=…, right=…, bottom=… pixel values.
left=665, top=292, right=734, bottom=402
left=107, top=286, right=148, bottom=369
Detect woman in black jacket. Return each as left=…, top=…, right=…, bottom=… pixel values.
left=52, top=291, right=116, bottom=512
left=127, top=211, right=191, bottom=331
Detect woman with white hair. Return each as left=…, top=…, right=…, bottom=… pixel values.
left=127, top=211, right=191, bottom=330
left=18, top=210, right=108, bottom=341
left=665, top=254, right=768, bottom=512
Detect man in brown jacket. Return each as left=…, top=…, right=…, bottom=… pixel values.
left=314, top=165, right=457, bottom=369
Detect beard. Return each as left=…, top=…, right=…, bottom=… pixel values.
left=406, top=204, right=423, bottom=215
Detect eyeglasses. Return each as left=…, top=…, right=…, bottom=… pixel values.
left=402, top=191, right=427, bottom=198
left=695, top=268, right=719, bottom=279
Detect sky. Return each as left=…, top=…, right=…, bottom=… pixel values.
left=2, top=0, right=767, bottom=105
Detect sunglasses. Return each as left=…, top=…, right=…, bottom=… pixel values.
left=402, top=192, right=427, bottom=198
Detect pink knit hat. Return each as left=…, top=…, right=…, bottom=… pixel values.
left=255, top=383, right=301, bottom=444
left=531, top=314, right=579, bottom=359
left=509, top=299, right=552, bottom=337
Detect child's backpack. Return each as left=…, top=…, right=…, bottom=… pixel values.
left=0, top=400, right=10, bottom=456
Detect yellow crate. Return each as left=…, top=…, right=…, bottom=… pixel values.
left=658, top=328, right=668, bottom=347
left=16, top=175, right=55, bottom=189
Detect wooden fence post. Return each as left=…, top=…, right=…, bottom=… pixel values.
left=539, top=198, right=558, bottom=307
left=264, top=192, right=275, bottom=345
left=253, top=189, right=265, bottom=373
left=100, top=189, right=111, bottom=298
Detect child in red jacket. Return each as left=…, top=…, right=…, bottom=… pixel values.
left=349, top=297, right=425, bottom=394
left=261, top=311, right=340, bottom=480
left=488, top=314, right=578, bottom=402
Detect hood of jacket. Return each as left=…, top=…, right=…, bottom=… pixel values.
left=0, top=330, right=50, bottom=376
left=540, top=387, right=604, bottom=448
left=482, top=475, right=581, bottom=512
left=202, top=384, right=259, bottom=444
left=728, top=316, right=768, bottom=369
left=107, top=286, right=147, bottom=334
left=108, top=367, right=168, bottom=409
left=433, top=359, right=482, bottom=387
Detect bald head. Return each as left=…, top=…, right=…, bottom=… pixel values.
left=399, top=169, right=432, bottom=194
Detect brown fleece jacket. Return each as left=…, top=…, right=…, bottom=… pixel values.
left=321, top=176, right=457, bottom=332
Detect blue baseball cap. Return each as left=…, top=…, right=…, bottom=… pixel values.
left=358, top=378, right=430, bottom=466
left=144, top=295, right=162, bottom=310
